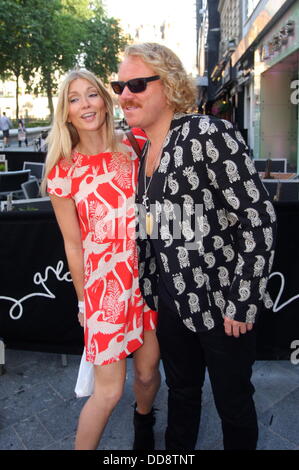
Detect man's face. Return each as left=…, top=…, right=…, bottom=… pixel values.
left=118, top=56, right=170, bottom=132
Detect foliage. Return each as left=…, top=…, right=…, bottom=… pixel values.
left=23, top=0, right=84, bottom=118
left=79, top=11, right=130, bottom=83
left=11, top=118, right=51, bottom=128
left=0, top=0, right=128, bottom=118
left=0, top=1, right=37, bottom=116
left=0, top=1, right=31, bottom=79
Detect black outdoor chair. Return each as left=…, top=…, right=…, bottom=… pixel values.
left=22, top=161, right=45, bottom=181
left=254, top=158, right=287, bottom=173
left=262, top=180, right=279, bottom=201
left=262, top=180, right=299, bottom=202
left=1, top=196, right=53, bottom=212
left=276, top=180, right=299, bottom=201
left=21, top=177, right=41, bottom=199
left=0, top=170, right=31, bottom=199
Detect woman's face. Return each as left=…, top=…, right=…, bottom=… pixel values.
left=67, top=78, right=107, bottom=135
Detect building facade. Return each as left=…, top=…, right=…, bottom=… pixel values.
left=0, top=78, right=52, bottom=121
left=104, top=0, right=198, bottom=76
left=253, top=1, right=298, bottom=170
left=231, top=0, right=299, bottom=169
left=196, top=0, right=220, bottom=113
left=202, top=0, right=299, bottom=171
left=209, top=0, right=243, bottom=124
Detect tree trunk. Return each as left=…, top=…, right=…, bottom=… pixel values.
left=15, top=74, right=19, bottom=120
left=47, top=88, right=54, bottom=122
left=46, top=73, right=54, bottom=121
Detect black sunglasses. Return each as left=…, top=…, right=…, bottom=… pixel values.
left=110, top=75, right=160, bottom=95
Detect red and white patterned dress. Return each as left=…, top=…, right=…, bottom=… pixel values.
left=47, top=129, right=157, bottom=366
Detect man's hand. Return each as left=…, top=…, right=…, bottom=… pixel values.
left=224, top=316, right=253, bottom=338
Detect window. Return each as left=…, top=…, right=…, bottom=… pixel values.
left=245, top=0, right=260, bottom=19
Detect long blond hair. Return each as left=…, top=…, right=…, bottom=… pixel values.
left=124, top=43, right=197, bottom=113
left=42, top=69, right=118, bottom=194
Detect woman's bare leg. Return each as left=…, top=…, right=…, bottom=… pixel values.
left=75, top=358, right=126, bottom=450
left=133, top=329, right=161, bottom=414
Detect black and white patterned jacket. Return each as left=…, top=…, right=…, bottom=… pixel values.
left=136, top=113, right=277, bottom=333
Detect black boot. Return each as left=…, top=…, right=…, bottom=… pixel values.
left=133, top=403, right=156, bottom=450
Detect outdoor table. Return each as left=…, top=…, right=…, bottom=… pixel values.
left=259, top=172, right=297, bottom=180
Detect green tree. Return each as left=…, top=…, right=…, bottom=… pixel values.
left=27, top=0, right=128, bottom=119
left=0, top=0, right=36, bottom=118
left=25, top=0, right=84, bottom=119
left=0, top=0, right=129, bottom=120
left=61, top=0, right=94, bottom=18
left=78, top=5, right=129, bottom=83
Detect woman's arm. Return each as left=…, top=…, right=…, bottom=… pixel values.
left=50, top=194, right=85, bottom=324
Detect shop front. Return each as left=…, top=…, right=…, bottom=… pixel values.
left=210, top=58, right=236, bottom=122
left=254, top=3, right=299, bottom=170
left=233, top=49, right=255, bottom=152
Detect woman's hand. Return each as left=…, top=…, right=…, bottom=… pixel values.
left=78, top=312, right=84, bottom=327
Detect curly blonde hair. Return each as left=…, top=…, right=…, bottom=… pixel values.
left=123, top=43, right=197, bottom=113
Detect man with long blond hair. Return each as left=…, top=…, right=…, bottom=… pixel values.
left=112, top=43, right=277, bottom=450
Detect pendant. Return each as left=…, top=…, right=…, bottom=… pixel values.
left=146, top=212, right=154, bottom=236
left=142, top=193, right=149, bottom=207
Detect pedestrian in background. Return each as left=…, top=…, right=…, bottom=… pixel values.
left=42, top=69, right=160, bottom=450
left=0, top=112, right=12, bottom=147
left=114, top=42, right=277, bottom=450
left=17, top=120, right=28, bottom=147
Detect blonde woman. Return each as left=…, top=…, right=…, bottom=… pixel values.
left=43, top=69, right=160, bottom=450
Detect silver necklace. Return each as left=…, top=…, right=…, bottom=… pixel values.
left=142, top=139, right=165, bottom=235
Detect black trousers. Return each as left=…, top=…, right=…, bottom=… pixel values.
left=156, top=299, right=258, bottom=450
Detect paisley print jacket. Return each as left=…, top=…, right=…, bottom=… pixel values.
left=136, top=113, right=277, bottom=333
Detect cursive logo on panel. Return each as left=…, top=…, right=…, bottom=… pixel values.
left=269, top=271, right=299, bottom=313
left=0, top=261, right=72, bottom=320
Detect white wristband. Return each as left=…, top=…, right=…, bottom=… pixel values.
left=78, top=300, right=84, bottom=314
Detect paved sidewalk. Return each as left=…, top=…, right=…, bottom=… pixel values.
left=1, top=126, right=49, bottom=151
left=0, top=348, right=298, bottom=451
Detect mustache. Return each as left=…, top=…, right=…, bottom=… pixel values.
left=121, top=100, right=140, bottom=107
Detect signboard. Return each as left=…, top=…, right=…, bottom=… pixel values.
left=0, top=211, right=83, bottom=354
left=1, top=204, right=299, bottom=360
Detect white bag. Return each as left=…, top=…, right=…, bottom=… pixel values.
left=74, top=348, right=94, bottom=398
